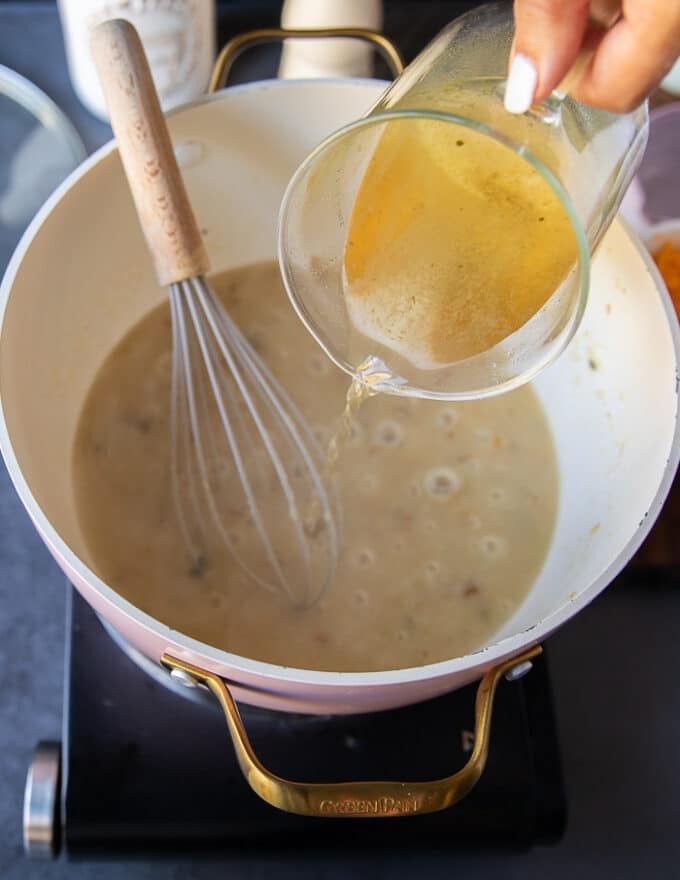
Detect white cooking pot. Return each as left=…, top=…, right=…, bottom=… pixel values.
left=1, top=62, right=679, bottom=811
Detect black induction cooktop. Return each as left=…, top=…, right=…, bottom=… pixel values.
left=43, top=586, right=567, bottom=857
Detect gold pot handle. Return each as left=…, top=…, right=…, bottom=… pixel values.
left=161, top=644, right=541, bottom=818
left=209, top=28, right=405, bottom=93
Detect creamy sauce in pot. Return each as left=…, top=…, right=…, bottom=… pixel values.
left=73, top=261, right=558, bottom=672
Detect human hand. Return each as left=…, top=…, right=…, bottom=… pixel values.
left=504, top=0, right=680, bottom=114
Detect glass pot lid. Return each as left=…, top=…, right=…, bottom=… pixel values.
left=1, top=63, right=86, bottom=269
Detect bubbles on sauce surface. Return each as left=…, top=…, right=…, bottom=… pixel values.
left=354, top=547, right=376, bottom=568
left=352, top=588, right=370, bottom=607
left=436, top=408, right=459, bottom=430
left=209, top=591, right=226, bottom=610
left=424, top=467, right=461, bottom=500
left=373, top=420, right=404, bottom=447
left=424, top=560, right=441, bottom=582
left=461, top=580, right=482, bottom=598
left=477, top=534, right=507, bottom=559
left=349, top=421, right=364, bottom=446
left=291, top=464, right=305, bottom=480
left=247, top=324, right=269, bottom=347
left=307, top=353, right=330, bottom=376
left=312, top=425, right=331, bottom=448
left=395, top=613, right=417, bottom=642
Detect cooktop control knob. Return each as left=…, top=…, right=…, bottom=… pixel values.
left=23, top=741, right=61, bottom=859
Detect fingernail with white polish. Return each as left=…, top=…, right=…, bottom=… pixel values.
left=504, top=54, right=538, bottom=114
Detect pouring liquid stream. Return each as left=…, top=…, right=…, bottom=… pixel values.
left=327, top=355, right=405, bottom=467
left=304, top=356, right=401, bottom=537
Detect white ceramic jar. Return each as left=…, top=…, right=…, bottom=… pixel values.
left=58, top=0, right=216, bottom=120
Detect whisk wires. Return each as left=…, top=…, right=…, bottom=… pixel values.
left=169, top=278, right=340, bottom=609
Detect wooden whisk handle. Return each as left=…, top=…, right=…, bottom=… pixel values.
left=91, top=19, right=210, bottom=286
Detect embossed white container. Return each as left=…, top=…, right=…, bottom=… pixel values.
left=58, top=0, right=216, bottom=120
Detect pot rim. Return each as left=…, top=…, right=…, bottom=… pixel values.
left=1, top=78, right=679, bottom=690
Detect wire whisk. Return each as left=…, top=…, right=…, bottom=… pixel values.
left=93, top=18, right=340, bottom=608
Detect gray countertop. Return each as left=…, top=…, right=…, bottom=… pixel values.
left=1, top=3, right=679, bottom=878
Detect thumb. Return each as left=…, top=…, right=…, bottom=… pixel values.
left=505, top=0, right=590, bottom=113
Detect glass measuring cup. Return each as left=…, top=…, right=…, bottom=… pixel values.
left=278, top=1, right=648, bottom=400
